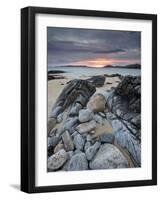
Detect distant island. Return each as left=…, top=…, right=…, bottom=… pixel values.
left=49, top=64, right=141, bottom=69
left=103, top=64, right=141, bottom=69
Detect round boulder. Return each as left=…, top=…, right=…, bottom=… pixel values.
left=89, top=144, right=128, bottom=169
left=87, top=94, right=106, bottom=112
left=68, top=152, right=88, bottom=171
left=79, top=109, right=94, bottom=123
left=48, top=149, right=67, bottom=170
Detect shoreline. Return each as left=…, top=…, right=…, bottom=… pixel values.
left=48, top=74, right=121, bottom=115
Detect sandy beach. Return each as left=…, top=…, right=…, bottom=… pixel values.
left=48, top=74, right=121, bottom=115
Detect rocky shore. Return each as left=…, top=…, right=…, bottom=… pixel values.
left=47, top=74, right=141, bottom=171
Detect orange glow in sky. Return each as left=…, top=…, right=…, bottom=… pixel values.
left=72, top=58, right=132, bottom=67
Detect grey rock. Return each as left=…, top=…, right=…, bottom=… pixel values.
left=131, top=114, right=141, bottom=128
left=48, top=135, right=60, bottom=147
left=54, top=143, right=64, bottom=153
left=74, top=149, right=83, bottom=154
left=106, top=112, right=117, bottom=121
left=91, top=137, right=99, bottom=145
left=84, top=141, right=91, bottom=151
left=76, top=120, right=96, bottom=134
left=61, top=160, right=70, bottom=171
left=100, top=133, right=115, bottom=143
left=94, top=114, right=103, bottom=124
left=87, top=75, right=105, bottom=87
left=69, top=103, right=82, bottom=117
left=47, top=137, right=51, bottom=147
left=67, top=151, right=74, bottom=159
left=63, top=117, right=78, bottom=132
left=75, top=94, right=87, bottom=106
left=68, top=152, right=88, bottom=171
left=47, top=118, right=56, bottom=134
left=109, top=76, right=141, bottom=115
left=73, top=134, right=85, bottom=151
left=71, top=131, right=78, bottom=139
left=98, top=112, right=106, bottom=118
left=79, top=109, right=94, bottom=123
left=85, top=141, right=101, bottom=160
left=112, top=119, right=141, bottom=166
left=86, top=134, right=92, bottom=142
left=50, top=106, right=62, bottom=118
left=62, top=131, right=74, bottom=151
left=48, top=149, right=67, bottom=170
left=57, top=113, right=63, bottom=123
left=104, top=76, right=141, bottom=166
left=89, top=144, right=128, bottom=169
left=49, top=127, right=57, bottom=137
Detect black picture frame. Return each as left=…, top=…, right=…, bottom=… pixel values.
left=21, top=6, right=157, bottom=193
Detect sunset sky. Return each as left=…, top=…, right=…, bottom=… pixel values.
left=47, top=27, right=141, bottom=68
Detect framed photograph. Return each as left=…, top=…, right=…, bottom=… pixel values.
left=21, top=6, right=157, bottom=193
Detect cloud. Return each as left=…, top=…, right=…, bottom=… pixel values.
left=93, top=49, right=126, bottom=54
left=47, top=27, right=141, bottom=67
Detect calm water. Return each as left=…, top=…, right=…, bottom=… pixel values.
left=48, top=66, right=141, bottom=76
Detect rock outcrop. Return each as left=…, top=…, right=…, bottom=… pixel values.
left=50, top=79, right=96, bottom=118
left=87, top=75, right=105, bottom=87
left=106, top=76, right=141, bottom=166
left=47, top=75, right=141, bottom=172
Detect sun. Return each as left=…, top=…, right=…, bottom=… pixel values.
left=73, top=58, right=113, bottom=67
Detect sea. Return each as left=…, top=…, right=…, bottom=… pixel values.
left=48, top=66, right=141, bottom=76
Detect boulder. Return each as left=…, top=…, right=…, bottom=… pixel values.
left=48, top=149, right=67, bottom=170
left=73, top=133, right=85, bottom=151
left=50, top=106, right=62, bottom=118
left=48, top=127, right=57, bottom=137
left=89, top=144, right=128, bottom=169
left=61, top=151, right=75, bottom=171
left=63, top=117, right=78, bottom=132
left=68, top=152, right=88, bottom=171
left=84, top=141, right=91, bottom=151
left=47, top=118, right=56, bottom=134
left=85, top=141, right=101, bottom=160
left=79, top=109, right=94, bottom=123
left=57, top=113, right=63, bottom=123
left=48, top=135, right=60, bottom=147
left=75, top=94, right=87, bottom=106
left=99, top=133, right=115, bottom=143
left=87, top=94, right=106, bottom=112
left=62, top=131, right=74, bottom=151
left=76, top=120, right=97, bottom=134
left=67, top=151, right=74, bottom=159
left=74, top=149, right=82, bottom=154
left=93, top=114, right=103, bottom=124
left=93, top=119, right=113, bottom=137
left=69, top=103, right=82, bottom=116
left=86, top=134, right=92, bottom=142
left=87, top=75, right=105, bottom=87
left=54, top=143, right=64, bottom=153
